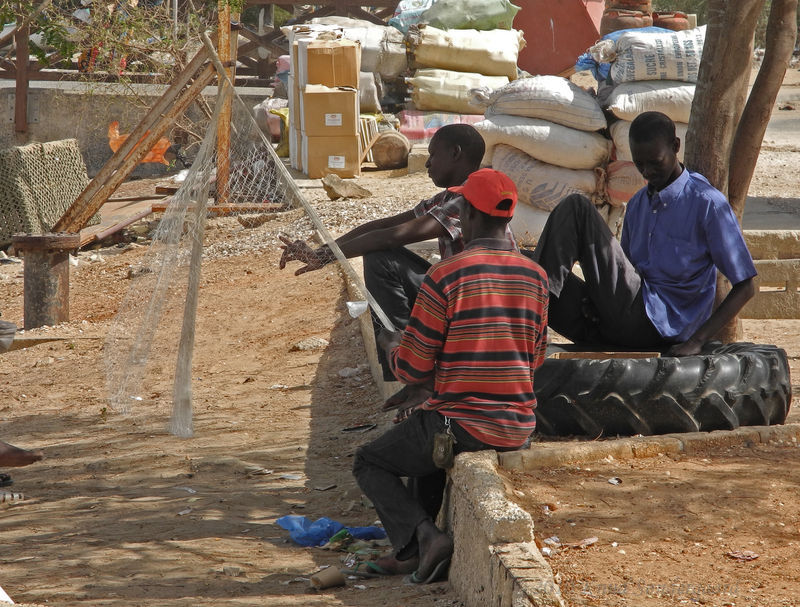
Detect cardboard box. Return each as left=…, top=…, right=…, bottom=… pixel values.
left=301, top=85, right=359, bottom=137
left=298, top=38, right=361, bottom=88
left=301, top=134, right=361, bottom=179
left=288, top=74, right=301, bottom=130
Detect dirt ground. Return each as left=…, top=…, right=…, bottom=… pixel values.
left=503, top=439, right=800, bottom=607
left=2, top=69, right=800, bottom=606
left=0, top=172, right=459, bottom=607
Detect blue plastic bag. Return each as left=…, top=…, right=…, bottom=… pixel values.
left=275, top=515, right=386, bottom=547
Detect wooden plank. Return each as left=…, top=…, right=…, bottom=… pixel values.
left=54, top=60, right=215, bottom=233
left=548, top=351, right=661, bottom=360
left=155, top=186, right=180, bottom=195
left=52, top=43, right=211, bottom=233
left=3, top=336, right=101, bottom=353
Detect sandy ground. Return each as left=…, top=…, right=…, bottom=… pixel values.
left=1, top=68, right=800, bottom=606
left=503, top=439, right=800, bottom=607
left=0, top=172, right=459, bottom=607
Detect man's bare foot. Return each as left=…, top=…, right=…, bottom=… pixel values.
left=382, top=384, right=433, bottom=412
left=411, top=519, right=453, bottom=583
left=367, top=553, right=419, bottom=576
left=0, top=440, right=43, bottom=467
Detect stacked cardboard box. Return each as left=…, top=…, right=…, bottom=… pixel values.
left=287, top=34, right=362, bottom=178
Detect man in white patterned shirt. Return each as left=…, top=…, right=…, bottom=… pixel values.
left=279, top=125, right=515, bottom=408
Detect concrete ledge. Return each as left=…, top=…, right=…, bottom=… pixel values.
left=340, top=258, right=400, bottom=402
left=499, top=424, right=800, bottom=472
left=744, top=230, right=800, bottom=259
left=744, top=258, right=800, bottom=318
left=444, top=451, right=565, bottom=607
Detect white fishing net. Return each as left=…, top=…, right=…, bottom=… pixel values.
left=104, top=76, right=391, bottom=438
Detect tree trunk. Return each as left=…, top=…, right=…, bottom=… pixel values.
left=684, top=0, right=798, bottom=343
left=728, top=0, right=799, bottom=221
left=685, top=0, right=765, bottom=194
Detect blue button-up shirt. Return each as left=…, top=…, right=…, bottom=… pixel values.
left=621, top=168, right=756, bottom=342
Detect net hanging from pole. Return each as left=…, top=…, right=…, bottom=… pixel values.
left=104, top=77, right=393, bottom=438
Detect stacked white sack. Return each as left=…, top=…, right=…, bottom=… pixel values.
left=597, top=27, right=706, bottom=206
left=602, top=26, right=706, bottom=84
left=309, top=16, right=408, bottom=80
left=472, top=76, right=613, bottom=243
left=408, top=69, right=509, bottom=114
left=476, top=114, right=610, bottom=169
left=408, top=25, right=524, bottom=80
left=405, top=24, right=524, bottom=115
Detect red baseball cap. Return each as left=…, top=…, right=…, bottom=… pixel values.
left=447, top=168, right=518, bottom=218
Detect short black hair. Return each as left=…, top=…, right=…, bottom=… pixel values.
left=431, top=124, right=485, bottom=167
left=629, top=111, right=676, bottom=146
left=467, top=198, right=513, bottom=226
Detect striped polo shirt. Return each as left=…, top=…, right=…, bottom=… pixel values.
left=390, top=238, right=549, bottom=448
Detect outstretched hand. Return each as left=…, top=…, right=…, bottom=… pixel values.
left=278, top=234, right=330, bottom=275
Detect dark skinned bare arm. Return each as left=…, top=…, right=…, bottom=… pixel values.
left=667, top=277, right=756, bottom=356
left=279, top=212, right=449, bottom=275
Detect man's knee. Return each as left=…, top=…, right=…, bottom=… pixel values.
left=364, top=249, right=402, bottom=278
left=555, top=193, right=593, bottom=216
left=352, top=446, right=370, bottom=480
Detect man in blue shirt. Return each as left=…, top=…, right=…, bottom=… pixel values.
left=526, top=111, right=756, bottom=356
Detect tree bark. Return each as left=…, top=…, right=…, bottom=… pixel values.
left=682, top=0, right=800, bottom=343
left=685, top=0, right=765, bottom=194
left=728, top=0, right=799, bottom=221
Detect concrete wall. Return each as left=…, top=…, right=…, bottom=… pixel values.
left=444, top=451, right=565, bottom=607
left=0, top=80, right=270, bottom=178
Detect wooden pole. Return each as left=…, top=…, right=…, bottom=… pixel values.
left=53, top=45, right=211, bottom=232
left=14, top=19, right=28, bottom=134
left=55, top=63, right=216, bottom=233
left=216, top=0, right=232, bottom=206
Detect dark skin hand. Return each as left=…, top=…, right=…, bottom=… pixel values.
left=279, top=132, right=477, bottom=275
left=278, top=212, right=448, bottom=275
left=376, top=329, right=433, bottom=423
left=666, top=277, right=755, bottom=356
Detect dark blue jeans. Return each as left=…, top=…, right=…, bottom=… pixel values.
left=352, top=410, right=490, bottom=558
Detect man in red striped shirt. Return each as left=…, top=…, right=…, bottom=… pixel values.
left=353, top=169, right=549, bottom=584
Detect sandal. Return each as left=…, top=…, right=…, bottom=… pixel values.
left=406, top=557, right=451, bottom=584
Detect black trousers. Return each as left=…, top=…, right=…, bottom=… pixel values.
left=526, top=194, right=670, bottom=349
left=352, top=410, right=494, bottom=558
left=364, top=247, right=431, bottom=381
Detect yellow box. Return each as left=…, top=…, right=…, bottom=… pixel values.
left=301, top=134, right=361, bottom=179
left=301, top=85, right=359, bottom=137
left=298, top=38, right=361, bottom=88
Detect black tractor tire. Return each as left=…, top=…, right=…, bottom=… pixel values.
left=533, top=342, right=792, bottom=437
